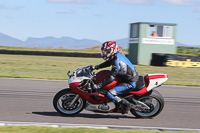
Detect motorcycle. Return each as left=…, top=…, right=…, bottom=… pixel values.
left=53, top=65, right=168, bottom=118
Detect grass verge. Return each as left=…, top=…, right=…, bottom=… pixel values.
left=0, top=46, right=101, bottom=53
left=0, top=126, right=196, bottom=133
left=0, top=54, right=200, bottom=86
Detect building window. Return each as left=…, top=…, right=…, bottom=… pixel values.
left=148, top=25, right=173, bottom=38
left=130, top=24, right=138, bottom=38
left=163, top=26, right=173, bottom=37
left=148, top=25, right=157, bottom=37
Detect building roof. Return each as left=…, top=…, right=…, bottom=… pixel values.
left=131, top=22, right=177, bottom=26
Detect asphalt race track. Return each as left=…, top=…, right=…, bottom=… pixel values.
left=0, top=78, right=200, bottom=130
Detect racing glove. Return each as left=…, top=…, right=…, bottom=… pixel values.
left=90, top=65, right=99, bottom=71
left=93, top=83, right=102, bottom=90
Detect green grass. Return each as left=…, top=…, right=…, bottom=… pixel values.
left=177, top=46, right=200, bottom=56
left=0, top=126, right=196, bottom=133
left=0, top=46, right=101, bottom=54
left=0, top=54, right=200, bottom=86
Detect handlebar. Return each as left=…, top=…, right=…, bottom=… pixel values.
left=67, top=65, right=95, bottom=79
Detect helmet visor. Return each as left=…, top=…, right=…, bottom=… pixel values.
left=101, top=48, right=111, bottom=59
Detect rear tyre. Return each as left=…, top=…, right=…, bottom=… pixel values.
left=53, top=88, right=86, bottom=116
left=130, top=90, right=164, bottom=118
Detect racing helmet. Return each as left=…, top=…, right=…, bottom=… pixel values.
left=101, top=41, right=119, bottom=60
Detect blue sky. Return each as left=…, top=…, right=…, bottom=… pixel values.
left=0, top=0, right=200, bottom=46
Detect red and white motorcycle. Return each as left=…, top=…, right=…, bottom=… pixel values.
left=53, top=65, right=168, bottom=118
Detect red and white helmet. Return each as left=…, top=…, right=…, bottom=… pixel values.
left=101, top=41, right=119, bottom=60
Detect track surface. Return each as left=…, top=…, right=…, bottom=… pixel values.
left=0, top=78, right=200, bottom=129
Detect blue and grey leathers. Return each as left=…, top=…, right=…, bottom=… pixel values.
left=95, top=52, right=139, bottom=103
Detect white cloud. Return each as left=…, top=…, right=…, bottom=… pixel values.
left=48, top=0, right=200, bottom=12
left=0, top=4, right=7, bottom=9
left=109, top=0, right=150, bottom=4
left=93, top=14, right=103, bottom=17
left=48, top=0, right=92, bottom=4
left=56, top=10, right=76, bottom=14
left=109, top=0, right=200, bottom=13
left=56, top=11, right=70, bottom=14
left=109, top=0, right=199, bottom=6
left=0, top=4, right=24, bottom=10
left=161, top=0, right=196, bottom=6
left=160, top=0, right=200, bottom=13
left=12, top=6, right=25, bottom=10
left=195, top=6, right=200, bottom=12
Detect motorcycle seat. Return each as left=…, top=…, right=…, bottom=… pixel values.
left=133, top=76, right=145, bottom=91
left=118, top=76, right=145, bottom=95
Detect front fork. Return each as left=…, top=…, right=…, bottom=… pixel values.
left=68, top=94, right=80, bottom=107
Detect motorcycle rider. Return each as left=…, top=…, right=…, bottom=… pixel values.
left=91, top=41, right=139, bottom=114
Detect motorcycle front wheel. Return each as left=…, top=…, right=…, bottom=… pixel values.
left=53, top=88, right=86, bottom=116
left=130, top=90, right=164, bottom=118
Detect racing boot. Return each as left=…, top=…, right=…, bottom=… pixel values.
left=120, top=98, right=130, bottom=114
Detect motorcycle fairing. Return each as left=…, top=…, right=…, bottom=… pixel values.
left=69, top=82, right=110, bottom=104
left=146, top=74, right=168, bottom=91
left=128, top=74, right=168, bottom=96
left=85, top=102, right=116, bottom=112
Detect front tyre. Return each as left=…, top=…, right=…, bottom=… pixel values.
left=53, top=88, right=86, bottom=116
left=130, top=90, right=164, bottom=118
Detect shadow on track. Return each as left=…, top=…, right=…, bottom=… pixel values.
left=32, top=112, right=143, bottom=119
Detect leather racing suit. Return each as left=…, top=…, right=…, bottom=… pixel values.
left=96, top=52, right=139, bottom=103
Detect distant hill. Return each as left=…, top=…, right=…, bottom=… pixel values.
left=26, top=37, right=102, bottom=49
left=115, top=38, right=129, bottom=48
left=177, top=42, right=200, bottom=48
left=0, top=32, right=25, bottom=47
left=0, top=32, right=199, bottom=49
left=26, top=37, right=130, bottom=49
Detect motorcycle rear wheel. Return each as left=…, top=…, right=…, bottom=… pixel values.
left=130, top=90, right=164, bottom=118
left=53, top=88, right=86, bottom=116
